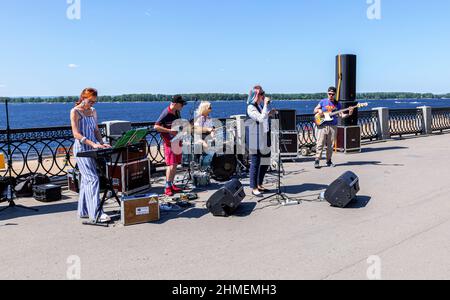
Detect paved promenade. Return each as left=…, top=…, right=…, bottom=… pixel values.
left=1, top=133, right=450, bottom=280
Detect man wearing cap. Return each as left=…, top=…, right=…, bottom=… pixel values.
left=154, top=95, right=187, bottom=196
left=313, top=87, right=353, bottom=169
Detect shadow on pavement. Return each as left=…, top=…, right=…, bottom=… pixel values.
left=0, top=200, right=77, bottom=222
left=347, top=196, right=372, bottom=209
left=335, top=161, right=404, bottom=167
left=361, top=146, right=408, bottom=153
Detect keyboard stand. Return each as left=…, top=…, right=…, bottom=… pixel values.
left=83, top=150, right=122, bottom=227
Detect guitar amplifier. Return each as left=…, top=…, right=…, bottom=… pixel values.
left=107, top=158, right=151, bottom=195
left=121, top=193, right=160, bottom=226
left=271, top=131, right=298, bottom=156
left=336, top=126, right=361, bottom=153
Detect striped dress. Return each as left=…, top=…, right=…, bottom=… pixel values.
left=72, top=108, right=101, bottom=220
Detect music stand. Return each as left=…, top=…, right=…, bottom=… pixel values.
left=0, top=98, right=38, bottom=213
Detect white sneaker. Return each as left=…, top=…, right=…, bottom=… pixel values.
left=99, top=213, right=111, bottom=223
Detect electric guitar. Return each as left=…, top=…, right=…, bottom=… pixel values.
left=314, top=103, right=368, bottom=126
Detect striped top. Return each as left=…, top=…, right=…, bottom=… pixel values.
left=72, top=108, right=98, bottom=156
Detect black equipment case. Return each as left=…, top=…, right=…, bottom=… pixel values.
left=33, top=184, right=62, bottom=202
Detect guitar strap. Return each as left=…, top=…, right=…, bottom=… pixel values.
left=337, top=54, right=342, bottom=103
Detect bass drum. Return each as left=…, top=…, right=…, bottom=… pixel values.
left=201, top=153, right=237, bottom=182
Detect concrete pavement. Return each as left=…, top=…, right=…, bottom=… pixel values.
left=1, top=133, right=450, bottom=280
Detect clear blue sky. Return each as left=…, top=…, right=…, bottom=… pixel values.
left=1, top=0, right=449, bottom=97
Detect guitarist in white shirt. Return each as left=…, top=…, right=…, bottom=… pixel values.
left=313, top=87, right=354, bottom=169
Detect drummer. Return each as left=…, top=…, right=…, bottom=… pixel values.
left=193, top=101, right=215, bottom=155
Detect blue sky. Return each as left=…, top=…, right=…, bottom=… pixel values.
left=0, top=0, right=449, bottom=97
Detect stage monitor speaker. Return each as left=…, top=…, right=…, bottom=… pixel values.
left=336, top=54, right=357, bottom=102
left=206, top=179, right=245, bottom=217
left=325, top=171, right=360, bottom=208
left=275, top=109, right=297, bottom=131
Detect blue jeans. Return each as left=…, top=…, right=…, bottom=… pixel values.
left=250, top=152, right=270, bottom=189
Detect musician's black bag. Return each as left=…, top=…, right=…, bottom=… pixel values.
left=15, top=173, right=51, bottom=197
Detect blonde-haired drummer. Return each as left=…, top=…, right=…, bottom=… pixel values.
left=193, top=101, right=215, bottom=153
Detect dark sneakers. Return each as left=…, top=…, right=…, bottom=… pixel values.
left=327, top=161, right=335, bottom=168
left=314, top=160, right=320, bottom=169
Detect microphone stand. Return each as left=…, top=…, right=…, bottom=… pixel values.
left=1, top=98, right=38, bottom=212
left=257, top=113, right=300, bottom=206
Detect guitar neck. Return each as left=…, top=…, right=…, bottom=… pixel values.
left=329, top=105, right=357, bottom=117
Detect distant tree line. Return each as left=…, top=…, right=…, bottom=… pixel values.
left=1, top=92, right=450, bottom=103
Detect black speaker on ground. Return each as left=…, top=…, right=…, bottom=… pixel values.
left=206, top=179, right=245, bottom=217
left=275, top=109, right=297, bottom=131
left=325, top=171, right=360, bottom=208
left=336, top=54, right=357, bottom=102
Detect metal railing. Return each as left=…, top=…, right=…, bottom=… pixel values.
left=296, top=114, right=317, bottom=149
left=359, top=110, right=379, bottom=141
left=2, top=108, right=450, bottom=179
left=431, top=107, right=450, bottom=133
left=389, top=109, right=424, bottom=137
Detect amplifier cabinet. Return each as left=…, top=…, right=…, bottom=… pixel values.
left=106, top=158, right=151, bottom=195
left=121, top=193, right=160, bottom=226
left=336, top=126, right=361, bottom=153
left=111, top=142, right=148, bottom=164
left=271, top=131, right=299, bottom=156
left=274, top=109, right=297, bottom=131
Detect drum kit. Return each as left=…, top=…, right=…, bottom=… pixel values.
left=179, top=121, right=247, bottom=187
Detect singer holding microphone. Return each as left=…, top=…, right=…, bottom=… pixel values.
left=246, top=85, right=276, bottom=197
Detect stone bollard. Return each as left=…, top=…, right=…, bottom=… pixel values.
left=231, top=115, right=247, bottom=155
left=418, top=106, right=432, bottom=135
left=373, top=107, right=390, bottom=140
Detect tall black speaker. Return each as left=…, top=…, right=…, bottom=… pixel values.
left=206, top=179, right=246, bottom=217
left=325, top=171, right=360, bottom=208
left=336, top=54, right=357, bottom=102
left=338, top=101, right=359, bottom=126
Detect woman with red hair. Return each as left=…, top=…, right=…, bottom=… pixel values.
left=70, top=88, right=111, bottom=223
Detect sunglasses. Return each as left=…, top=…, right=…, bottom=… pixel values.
left=328, top=93, right=336, bottom=96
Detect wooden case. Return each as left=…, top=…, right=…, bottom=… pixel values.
left=121, top=194, right=160, bottom=226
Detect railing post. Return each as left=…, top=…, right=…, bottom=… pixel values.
left=418, top=106, right=432, bottom=135
left=373, top=107, right=390, bottom=140
left=231, top=115, right=246, bottom=155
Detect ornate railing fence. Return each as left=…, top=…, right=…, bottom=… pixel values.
left=296, top=114, right=317, bottom=149
left=389, top=109, right=424, bottom=137
left=359, top=110, right=379, bottom=141
left=431, top=108, right=450, bottom=133
left=1, top=108, right=450, bottom=179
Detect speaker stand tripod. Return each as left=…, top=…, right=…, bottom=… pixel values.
left=258, top=131, right=300, bottom=206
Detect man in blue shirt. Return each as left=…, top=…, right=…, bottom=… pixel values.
left=313, top=87, right=353, bottom=169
